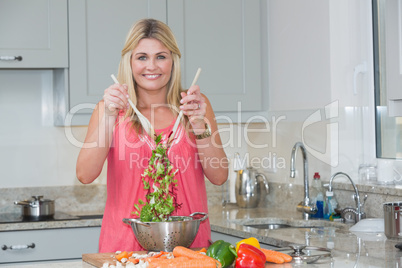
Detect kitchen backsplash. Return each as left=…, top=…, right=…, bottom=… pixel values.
left=215, top=180, right=402, bottom=219
left=257, top=181, right=402, bottom=219
left=2, top=181, right=400, bottom=219
left=0, top=185, right=107, bottom=215
left=0, top=183, right=221, bottom=215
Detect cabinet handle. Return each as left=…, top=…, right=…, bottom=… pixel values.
left=0, top=56, right=23, bottom=61
left=1, top=243, right=35, bottom=250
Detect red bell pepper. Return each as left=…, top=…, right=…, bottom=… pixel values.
left=235, top=243, right=266, bottom=268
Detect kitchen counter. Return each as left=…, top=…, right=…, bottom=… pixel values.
left=0, top=220, right=102, bottom=232
left=0, top=214, right=102, bottom=231
left=1, top=205, right=400, bottom=267
left=1, top=260, right=92, bottom=268
left=208, top=204, right=399, bottom=267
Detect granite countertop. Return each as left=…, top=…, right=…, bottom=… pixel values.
left=1, top=205, right=401, bottom=267
left=0, top=212, right=103, bottom=231
left=208, top=204, right=399, bottom=267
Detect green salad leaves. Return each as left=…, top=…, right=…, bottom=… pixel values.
left=133, top=134, right=179, bottom=222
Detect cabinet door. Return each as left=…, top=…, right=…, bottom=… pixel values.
left=167, top=0, right=263, bottom=112
left=0, top=0, right=68, bottom=68
left=383, top=0, right=402, bottom=116
left=68, top=0, right=167, bottom=124
left=0, top=227, right=101, bottom=263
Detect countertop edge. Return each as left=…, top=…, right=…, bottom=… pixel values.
left=0, top=219, right=102, bottom=232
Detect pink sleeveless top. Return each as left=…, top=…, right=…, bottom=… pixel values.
left=98, top=113, right=211, bottom=253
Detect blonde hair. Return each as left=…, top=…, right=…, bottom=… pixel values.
left=117, top=18, right=184, bottom=132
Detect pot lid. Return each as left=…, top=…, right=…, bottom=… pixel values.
left=276, top=244, right=332, bottom=264
left=14, top=195, right=54, bottom=207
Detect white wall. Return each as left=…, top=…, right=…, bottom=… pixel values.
left=0, top=70, right=107, bottom=188
left=0, top=0, right=376, bottom=188
left=258, top=0, right=376, bottom=184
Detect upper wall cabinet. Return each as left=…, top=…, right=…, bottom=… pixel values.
left=381, top=0, right=402, bottom=116
left=68, top=0, right=166, bottom=125
left=267, top=1, right=332, bottom=111
left=167, top=0, right=263, bottom=112
left=0, top=0, right=68, bottom=68
left=59, top=0, right=264, bottom=125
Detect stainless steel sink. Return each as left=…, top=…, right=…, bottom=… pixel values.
left=244, top=223, right=291, bottom=229
left=229, top=217, right=348, bottom=230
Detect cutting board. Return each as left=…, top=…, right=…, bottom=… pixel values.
left=82, top=248, right=206, bottom=267
left=82, top=251, right=289, bottom=268
left=83, top=251, right=147, bottom=267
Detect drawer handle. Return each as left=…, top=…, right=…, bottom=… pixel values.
left=2, top=243, right=35, bottom=250
left=0, top=56, right=23, bottom=61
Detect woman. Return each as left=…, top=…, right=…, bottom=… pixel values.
left=76, top=18, right=228, bottom=252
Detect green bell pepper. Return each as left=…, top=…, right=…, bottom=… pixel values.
left=206, top=240, right=237, bottom=268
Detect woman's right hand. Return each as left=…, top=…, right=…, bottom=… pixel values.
left=103, top=83, right=130, bottom=116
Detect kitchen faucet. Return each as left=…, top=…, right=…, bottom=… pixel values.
left=290, top=142, right=317, bottom=220
left=328, top=172, right=366, bottom=223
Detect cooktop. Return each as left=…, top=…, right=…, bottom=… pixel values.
left=0, top=212, right=103, bottom=224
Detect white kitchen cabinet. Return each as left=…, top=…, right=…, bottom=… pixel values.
left=267, top=0, right=332, bottom=111
left=64, top=0, right=264, bottom=125
left=0, top=0, right=68, bottom=68
left=268, top=1, right=373, bottom=112
left=67, top=0, right=167, bottom=125
left=0, top=227, right=101, bottom=263
left=382, top=0, right=402, bottom=116
left=167, top=0, right=263, bottom=112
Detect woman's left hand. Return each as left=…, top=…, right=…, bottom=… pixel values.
left=180, top=85, right=206, bottom=132
left=181, top=86, right=228, bottom=185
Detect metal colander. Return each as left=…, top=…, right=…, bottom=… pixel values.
left=123, top=212, right=208, bottom=251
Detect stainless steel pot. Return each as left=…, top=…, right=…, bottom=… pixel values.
left=14, top=195, right=55, bottom=219
left=384, top=201, right=402, bottom=239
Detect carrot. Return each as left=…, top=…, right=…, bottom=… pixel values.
left=176, top=258, right=218, bottom=268
left=127, top=258, right=140, bottom=264
left=152, top=251, right=165, bottom=258
left=143, top=255, right=169, bottom=263
left=172, top=246, right=221, bottom=267
left=147, top=256, right=189, bottom=268
left=115, top=251, right=128, bottom=261
left=153, top=254, right=168, bottom=260
left=148, top=257, right=218, bottom=268
left=260, top=248, right=292, bottom=263
left=173, top=246, right=209, bottom=259
left=195, top=247, right=207, bottom=253
left=126, top=251, right=170, bottom=265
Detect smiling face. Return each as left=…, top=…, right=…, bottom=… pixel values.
left=131, top=38, right=173, bottom=94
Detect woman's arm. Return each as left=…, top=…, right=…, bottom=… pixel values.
left=76, top=83, right=129, bottom=184
left=194, top=95, right=229, bottom=185
left=76, top=101, right=116, bottom=184
left=180, top=88, right=228, bottom=185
